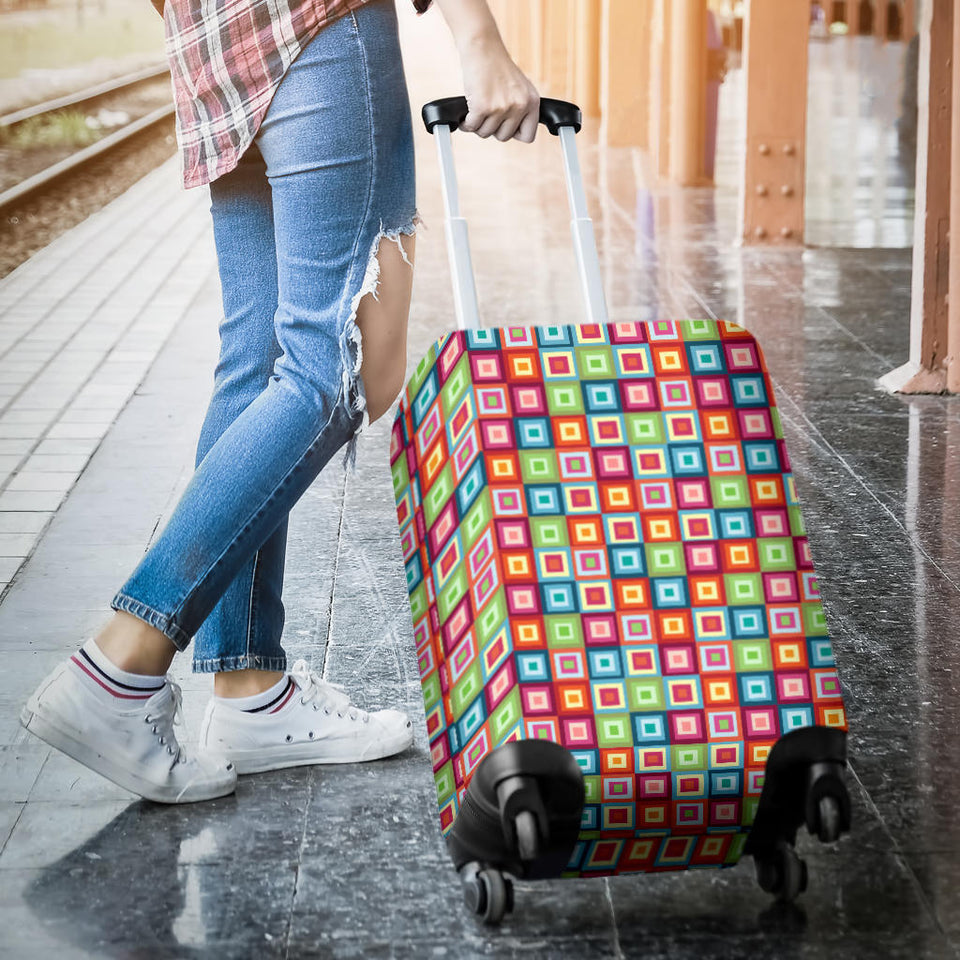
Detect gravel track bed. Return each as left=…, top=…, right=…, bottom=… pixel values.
left=0, top=117, right=177, bottom=280
left=0, top=76, right=173, bottom=192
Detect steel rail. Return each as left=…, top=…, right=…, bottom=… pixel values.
left=0, top=62, right=170, bottom=129
left=0, top=103, right=175, bottom=216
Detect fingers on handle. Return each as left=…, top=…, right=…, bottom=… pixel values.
left=475, top=114, right=504, bottom=139
left=515, top=109, right=539, bottom=143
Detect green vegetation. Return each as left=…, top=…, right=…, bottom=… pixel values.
left=0, top=108, right=101, bottom=148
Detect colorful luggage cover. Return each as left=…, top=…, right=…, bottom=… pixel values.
left=391, top=317, right=849, bottom=876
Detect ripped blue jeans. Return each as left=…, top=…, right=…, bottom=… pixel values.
left=110, top=0, right=417, bottom=672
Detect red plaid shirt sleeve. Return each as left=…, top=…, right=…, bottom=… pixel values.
left=163, top=0, right=432, bottom=190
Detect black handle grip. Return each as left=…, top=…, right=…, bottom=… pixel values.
left=422, top=96, right=582, bottom=136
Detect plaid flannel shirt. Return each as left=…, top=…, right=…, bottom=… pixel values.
left=157, top=0, right=432, bottom=189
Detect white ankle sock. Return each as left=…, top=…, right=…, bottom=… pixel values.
left=215, top=674, right=295, bottom=714
left=69, top=638, right=166, bottom=706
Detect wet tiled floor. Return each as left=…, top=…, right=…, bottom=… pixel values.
left=1, top=15, right=956, bottom=960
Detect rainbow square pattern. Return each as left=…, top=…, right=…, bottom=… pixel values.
left=392, top=320, right=848, bottom=877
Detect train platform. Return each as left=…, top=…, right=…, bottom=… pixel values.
left=0, top=9, right=956, bottom=960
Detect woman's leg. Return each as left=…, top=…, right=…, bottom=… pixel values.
left=99, top=0, right=417, bottom=671
left=96, top=142, right=292, bottom=684
left=193, top=140, right=289, bottom=688
left=199, top=151, right=415, bottom=698
left=356, top=232, right=415, bottom=423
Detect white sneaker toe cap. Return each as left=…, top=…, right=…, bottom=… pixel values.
left=171, top=754, right=237, bottom=803
left=361, top=708, right=414, bottom=760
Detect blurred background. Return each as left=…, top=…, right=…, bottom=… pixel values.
left=0, top=0, right=941, bottom=370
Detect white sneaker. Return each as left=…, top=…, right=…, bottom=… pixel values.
left=198, top=659, right=414, bottom=774
left=21, top=658, right=237, bottom=804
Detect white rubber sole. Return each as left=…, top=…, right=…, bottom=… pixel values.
left=20, top=703, right=237, bottom=804
left=206, top=725, right=415, bottom=775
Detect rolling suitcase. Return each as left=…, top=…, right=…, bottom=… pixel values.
left=391, top=97, right=851, bottom=924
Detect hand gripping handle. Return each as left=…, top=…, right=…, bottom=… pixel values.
left=422, top=96, right=582, bottom=136
left=424, top=96, right=608, bottom=332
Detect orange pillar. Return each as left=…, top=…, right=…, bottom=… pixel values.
left=879, top=0, right=954, bottom=393
left=574, top=0, right=602, bottom=117
left=902, top=0, right=917, bottom=40
left=741, top=0, right=809, bottom=244
left=669, top=0, right=709, bottom=185
left=542, top=0, right=571, bottom=97
left=948, top=0, right=960, bottom=392
left=875, top=0, right=890, bottom=39
left=649, top=0, right=673, bottom=176
left=492, top=0, right=513, bottom=51
left=514, top=1, right=537, bottom=78
left=600, top=0, right=653, bottom=148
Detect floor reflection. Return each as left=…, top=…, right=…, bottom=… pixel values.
left=715, top=35, right=916, bottom=248
left=21, top=796, right=290, bottom=959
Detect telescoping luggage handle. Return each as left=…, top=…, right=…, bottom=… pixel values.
left=423, top=96, right=609, bottom=331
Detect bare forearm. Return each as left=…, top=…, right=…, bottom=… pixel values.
left=431, top=0, right=539, bottom=142
left=431, top=0, right=503, bottom=51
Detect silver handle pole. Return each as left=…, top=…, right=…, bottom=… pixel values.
left=558, top=125, right=609, bottom=326
left=434, top=124, right=482, bottom=331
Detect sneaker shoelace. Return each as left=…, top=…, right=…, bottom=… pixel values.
left=144, top=678, right=187, bottom=767
left=288, top=660, right=369, bottom=723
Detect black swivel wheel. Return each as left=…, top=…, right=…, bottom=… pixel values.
left=755, top=840, right=809, bottom=904
left=814, top=794, right=843, bottom=844
left=803, top=761, right=850, bottom=845
left=514, top=810, right=541, bottom=862
left=462, top=873, right=482, bottom=914
left=463, top=868, right=512, bottom=926
left=478, top=869, right=510, bottom=925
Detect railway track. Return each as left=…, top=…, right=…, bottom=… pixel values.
left=0, top=62, right=175, bottom=217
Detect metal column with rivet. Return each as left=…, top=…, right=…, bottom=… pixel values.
left=879, top=0, right=955, bottom=393
left=740, top=0, right=809, bottom=244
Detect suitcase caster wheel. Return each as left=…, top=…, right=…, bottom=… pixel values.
left=515, top=810, right=541, bottom=862
left=464, top=869, right=512, bottom=925
left=755, top=841, right=808, bottom=904
left=813, top=794, right=843, bottom=844
left=804, top=762, right=850, bottom=844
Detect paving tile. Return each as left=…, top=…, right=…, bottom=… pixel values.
left=45, top=422, right=112, bottom=441
left=0, top=440, right=38, bottom=456
left=0, top=511, right=54, bottom=533
left=0, top=745, right=49, bottom=802
left=0, top=423, right=43, bottom=439
left=0, top=490, right=66, bottom=511
left=0, top=556, right=25, bottom=580
left=0, top=799, right=132, bottom=870
left=20, top=454, right=90, bottom=473
left=0, top=534, right=36, bottom=557
left=0, top=803, right=24, bottom=855
left=25, top=750, right=134, bottom=805
left=57, top=407, right=126, bottom=425
left=31, top=438, right=100, bottom=456
left=0, top=410, right=56, bottom=425
left=5, top=471, right=81, bottom=492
